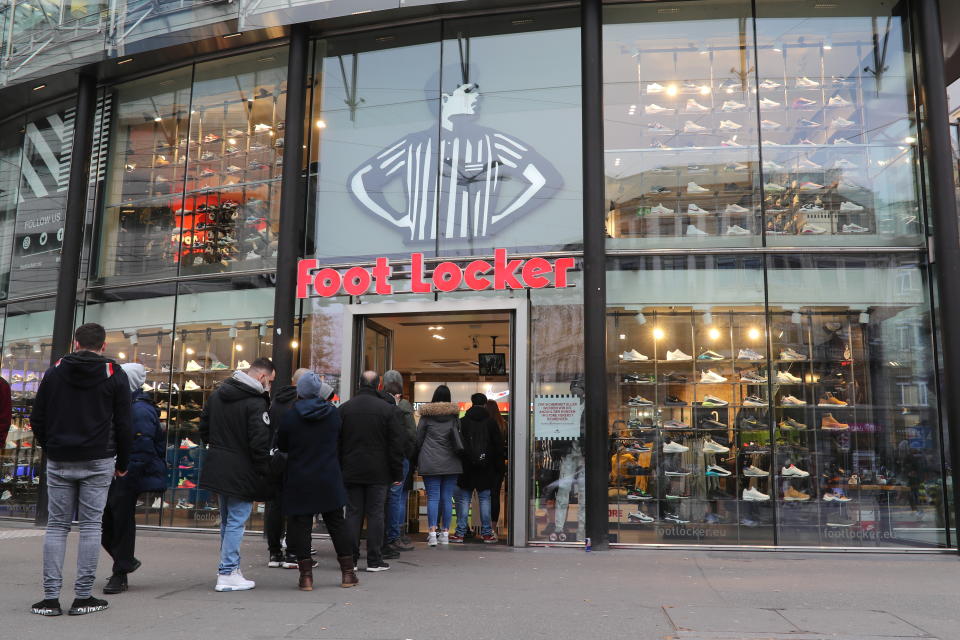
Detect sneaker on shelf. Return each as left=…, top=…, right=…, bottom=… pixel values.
left=666, top=349, right=693, bottom=361
left=202, top=133, right=221, bottom=144
left=823, top=492, right=852, bottom=502
left=151, top=497, right=169, bottom=509
left=821, top=413, right=849, bottom=430
left=699, top=370, right=727, bottom=383
left=780, top=347, right=807, bottom=360
left=762, top=160, right=784, bottom=171
left=646, top=82, right=665, bottom=94
left=800, top=203, right=825, bottom=214
left=737, top=348, right=763, bottom=360
left=781, top=464, right=810, bottom=478
left=826, top=516, right=855, bottom=527
left=647, top=122, right=672, bottom=135
left=210, top=361, right=229, bottom=370
left=685, top=99, right=710, bottom=113
left=706, top=464, right=732, bottom=477
left=759, top=97, right=781, bottom=109
left=663, top=441, right=689, bottom=454
left=739, top=371, right=767, bottom=383
left=627, top=396, right=654, bottom=407
left=627, top=511, right=655, bottom=524
left=664, top=395, right=687, bottom=406
left=697, top=350, right=724, bottom=360
left=702, top=439, right=730, bottom=454
left=645, top=103, right=674, bottom=114
left=740, top=416, right=767, bottom=430
left=778, top=417, right=807, bottom=430
left=719, top=119, right=742, bottom=130
left=215, top=570, right=256, bottom=592
left=792, top=97, right=818, bottom=109
left=725, top=225, right=751, bottom=236
left=760, top=119, right=781, bottom=130
left=839, top=201, right=865, bottom=211
left=664, top=470, right=691, bottom=477
left=620, top=349, right=648, bottom=361
left=724, top=203, right=751, bottom=213
left=758, top=79, right=781, bottom=90
left=796, top=76, right=820, bottom=88
left=253, top=123, right=273, bottom=132
left=841, top=223, right=869, bottom=234
left=700, top=412, right=725, bottom=429
left=177, top=478, right=197, bottom=489
left=701, top=394, right=728, bottom=407
left=662, top=419, right=689, bottom=430
left=724, top=162, right=749, bottom=172
left=661, top=513, right=689, bottom=524
left=687, top=203, right=711, bottom=214
left=764, top=182, right=786, bottom=192
left=832, top=137, right=855, bottom=145
left=797, top=118, right=821, bottom=128
left=799, top=181, right=824, bottom=191
left=180, top=438, right=199, bottom=449
left=827, top=95, right=852, bottom=107
left=832, top=117, right=856, bottom=128
left=818, top=392, right=848, bottom=407
left=742, top=487, right=770, bottom=501
left=626, top=488, right=654, bottom=501
left=721, top=136, right=744, bottom=147
left=801, top=223, right=828, bottom=235
left=184, top=380, right=201, bottom=391
left=743, top=465, right=769, bottom=477
left=662, top=372, right=689, bottom=382
left=226, top=128, right=246, bottom=137
left=651, top=203, right=675, bottom=215
left=683, top=120, right=709, bottom=133
left=185, top=360, right=203, bottom=372
left=781, top=394, right=806, bottom=406
left=175, top=498, right=194, bottom=509
left=743, top=395, right=766, bottom=407
left=784, top=487, right=811, bottom=501
left=687, top=181, right=710, bottom=194
left=798, top=157, right=823, bottom=170
left=833, top=158, right=858, bottom=169
left=237, top=360, right=251, bottom=369
left=798, top=138, right=818, bottom=146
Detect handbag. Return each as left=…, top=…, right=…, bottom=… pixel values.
left=451, top=418, right=466, bottom=457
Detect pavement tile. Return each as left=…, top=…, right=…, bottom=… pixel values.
left=664, top=606, right=797, bottom=633
left=779, top=609, right=928, bottom=637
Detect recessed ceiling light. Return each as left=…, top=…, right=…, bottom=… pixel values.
left=511, top=18, right=534, bottom=25
left=223, top=32, right=243, bottom=38
left=32, top=84, right=45, bottom=91
left=117, top=58, right=133, bottom=65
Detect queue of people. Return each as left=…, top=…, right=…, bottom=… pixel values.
left=28, top=323, right=507, bottom=615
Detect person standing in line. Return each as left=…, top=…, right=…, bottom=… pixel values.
left=277, top=372, right=358, bottom=590
left=337, top=370, right=404, bottom=572
left=451, top=393, right=505, bottom=544
left=100, top=363, right=166, bottom=594
left=198, top=357, right=275, bottom=592
left=485, top=398, right=507, bottom=528
left=382, top=370, right=417, bottom=556
left=30, top=323, right=132, bottom=617
left=416, top=385, right=463, bottom=547
left=265, top=367, right=311, bottom=570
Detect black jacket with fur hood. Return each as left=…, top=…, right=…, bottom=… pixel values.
left=415, top=402, right=463, bottom=476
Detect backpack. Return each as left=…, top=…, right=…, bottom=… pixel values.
left=462, top=418, right=489, bottom=467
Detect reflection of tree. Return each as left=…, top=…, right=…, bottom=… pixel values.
left=531, top=302, right=583, bottom=389
left=308, top=301, right=344, bottom=394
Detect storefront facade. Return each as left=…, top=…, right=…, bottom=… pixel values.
left=0, top=0, right=957, bottom=550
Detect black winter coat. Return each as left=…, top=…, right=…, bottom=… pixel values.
left=457, top=405, right=506, bottom=491
left=198, top=376, right=272, bottom=500
left=268, top=384, right=297, bottom=445
left=337, top=387, right=404, bottom=485
left=127, top=391, right=167, bottom=493
left=277, top=397, right=348, bottom=515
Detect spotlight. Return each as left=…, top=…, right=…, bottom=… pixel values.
left=652, top=327, right=665, bottom=340
left=708, top=328, right=721, bottom=340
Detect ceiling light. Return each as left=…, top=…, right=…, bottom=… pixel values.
left=708, top=328, right=720, bottom=340
left=666, top=85, right=678, bottom=97
left=290, top=340, right=299, bottom=349
left=247, top=97, right=254, bottom=102
left=185, top=347, right=195, bottom=355
left=619, top=334, right=626, bottom=340
left=32, top=84, right=45, bottom=91
left=904, top=136, right=917, bottom=144
left=117, top=58, right=134, bottom=65
left=823, top=37, right=833, bottom=50
left=227, top=138, right=237, bottom=145
left=511, top=18, right=534, bottom=25
left=772, top=39, right=783, bottom=52
left=699, top=85, right=711, bottom=95
left=652, top=327, right=665, bottom=340
left=235, top=344, right=243, bottom=351
left=154, top=116, right=162, bottom=122
left=435, top=326, right=444, bottom=330
left=748, top=328, right=761, bottom=340
left=118, top=352, right=127, bottom=359
left=223, top=32, right=243, bottom=38
left=316, top=119, right=327, bottom=128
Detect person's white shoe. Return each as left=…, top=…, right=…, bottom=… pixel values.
left=427, top=531, right=438, bottom=547
left=215, top=570, right=255, bottom=592
left=438, top=531, right=449, bottom=545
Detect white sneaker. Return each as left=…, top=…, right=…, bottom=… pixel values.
left=764, top=182, right=786, bottom=192
left=184, top=380, right=201, bottom=391
left=253, top=123, right=272, bottom=132
left=743, top=487, right=771, bottom=501
left=663, top=441, right=689, bottom=453
left=628, top=511, right=655, bottom=524
left=738, top=348, right=763, bottom=360
left=686, top=224, right=709, bottom=237
left=719, top=119, right=742, bottom=130
left=700, top=370, right=727, bottom=383
left=621, top=349, right=648, bottom=361
left=721, top=137, right=743, bottom=147
left=758, top=79, right=781, bottom=90
left=685, top=99, right=710, bottom=113
left=833, top=137, right=854, bottom=145
left=759, top=97, right=781, bottom=109
left=185, top=360, right=203, bottom=372
left=827, top=95, right=852, bottom=107
left=645, top=103, right=674, bottom=114
left=706, top=464, right=732, bottom=476
left=780, top=348, right=807, bottom=360
left=702, top=440, right=730, bottom=454
left=687, top=182, right=710, bottom=194
left=839, top=201, right=864, bottom=211
left=760, top=119, right=781, bottom=130
left=666, top=349, right=693, bottom=361
left=725, top=203, right=750, bottom=213
left=646, top=82, right=665, bottom=94
left=237, top=359, right=251, bottom=369
left=428, top=532, right=438, bottom=547
left=762, top=160, right=784, bottom=171
left=796, top=76, right=820, bottom=88
left=683, top=120, right=709, bottom=133
left=721, top=101, right=746, bottom=112
left=781, top=395, right=806, bottom=406
left=833, top=158, right=858, bottom=169
left=781, top=464, right=810, bottom=478
left=800, top=223, right=828, bottom=235
left=743, top=465, right=769, bottom=477
left=841, top=223, right=869, bottom=233
left=438, top=531, right=449, bottom=545
left=725, top=225, right=751, bottom=236
left=651, top=203, right=674, bottom=215
left=688, top=203, right=710, bottom=214
left=832, top=117, right=855, bottom=128
left=800, top=203, right=825, bottom=214
left=181, top=437, right=199, bottom=448
left=215, top=570, right=256, bottom=592
left=702, top=395, right=728, bottom=406
left=776, top=371, right=803, bottom=384
left=798, top=157, right=823, bottom=170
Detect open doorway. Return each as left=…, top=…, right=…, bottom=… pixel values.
left=350, top=308, right=516, bottom=545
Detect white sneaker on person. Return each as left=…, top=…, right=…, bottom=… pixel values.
left=438, top=531, right=449, bottom=545
left=215, top=570, right=255, bottom=592
left=428, top=531, right=438, bottom=547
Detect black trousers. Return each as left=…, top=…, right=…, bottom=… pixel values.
left=345, top=483, right=388, bottom=565
left=264, top=499, right=285, bottom=555
left=101, top=479, right=139, bottom=574
left=286, top=509, right=353, bottom=561
left=491, top=473, right=504, bottom=526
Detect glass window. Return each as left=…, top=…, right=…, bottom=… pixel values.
left=755, top=0, right=923, bottom=245
left=0, top=297, right=54, bottom=518
left=0, top=118, right=23, bottom=300
left=604, top=1, right=762, bottom=249
left=606, top=255, right=773, bottom=545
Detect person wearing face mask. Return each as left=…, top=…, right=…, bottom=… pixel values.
left=198, top=357, right=276, bottom=592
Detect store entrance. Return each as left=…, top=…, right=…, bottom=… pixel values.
left=346, top=306, right=521, bottom=545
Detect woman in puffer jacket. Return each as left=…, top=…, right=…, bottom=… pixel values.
left=415, top=385, right=463, bottom=546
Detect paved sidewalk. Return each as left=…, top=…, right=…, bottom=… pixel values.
left=0, top=520, right=958, bottom=640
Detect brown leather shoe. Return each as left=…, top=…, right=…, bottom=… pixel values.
left=821, top=413, right=849, bottom=430
left=297, top=559, right=313, bottom=591
left=337, top=555, right=359, bottom=588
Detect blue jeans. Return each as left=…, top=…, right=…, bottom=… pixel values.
left=43, top=458, right=115, bottom=599
left=217, top=494, right=253, bottom=575
left=423, top=474, right=457, bottom=530
left=455, top=487, right=493, bottom=537
left=385, top=458, right=410, bottom=542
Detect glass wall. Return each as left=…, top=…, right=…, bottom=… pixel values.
left=606, top=254, right=947, bottom=547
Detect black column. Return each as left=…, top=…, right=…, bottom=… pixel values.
left=581, top=0, right=609, bottom=550
left=271, top=23, right=310, bottom=391
left=50, top=73, right=97, bottom=363
left=37, top=73, right=98, bottom=527
left=914, top=0, right=960, bottom=553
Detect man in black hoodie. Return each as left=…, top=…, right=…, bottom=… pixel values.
left=30, top=323, right=132, bottom=617
left=199, top=357, right=275, bottom=592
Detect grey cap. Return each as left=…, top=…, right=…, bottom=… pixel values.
left=297, top=371, right=334, bottom=400
left=121, top=362, right=146, bottom=393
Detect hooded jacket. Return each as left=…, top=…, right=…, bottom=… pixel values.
left=268, top=384, right=297, bottom=444
left=31, top=351, right=132, bottom=471
left=277, top=397, right=348, bottom=515
left=198, top=372, right=272, bottom=500
left=127, top=390, right=167, bottom=493
left=415, top=402, right=463, bottom=476
left=457, top=405, right=505, bottom=491
left=337, top=386, right=404, bottom=485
